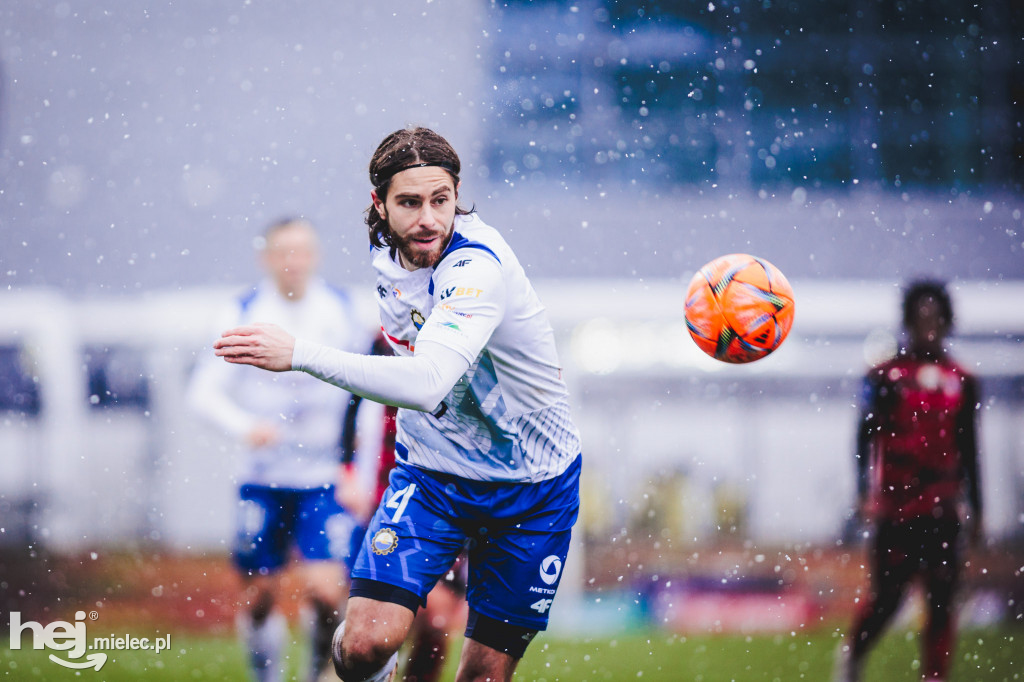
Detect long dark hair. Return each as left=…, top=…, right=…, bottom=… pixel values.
left=365, top=127, right=474, bottom=249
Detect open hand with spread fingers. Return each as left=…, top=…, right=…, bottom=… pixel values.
left=213, top=322, right=296, bottom=372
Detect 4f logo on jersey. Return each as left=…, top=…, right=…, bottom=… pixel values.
left=452, top=259, right=472, bottom=267
left=376, top=284, right=388, bottom=299
left=539, top=555, right=562, bottom=585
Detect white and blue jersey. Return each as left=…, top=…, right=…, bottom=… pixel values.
left=188, top=279, right=368, bottom=488
left=291, top=213, right=583, bottom=633
left=373, top=212, right=582, bottom=483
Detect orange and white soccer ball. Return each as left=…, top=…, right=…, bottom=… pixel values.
left=684, top=253, right=795, bottom=363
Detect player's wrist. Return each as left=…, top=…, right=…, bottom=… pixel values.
left=291, top=337, right=317, bottom=371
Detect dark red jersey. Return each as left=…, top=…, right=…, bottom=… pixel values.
left=373, top=403, right=398, bottom=505
left=856, top=353, right=981, bottom=523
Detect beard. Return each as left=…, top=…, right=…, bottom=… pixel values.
left=390, top=222, right=454, bottom=269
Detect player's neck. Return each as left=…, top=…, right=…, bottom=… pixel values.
left=906, top=344, right=945, bottom=361
left=395, top=249, right=416, bottom=271
left=276, top=285, right=307, bottom=302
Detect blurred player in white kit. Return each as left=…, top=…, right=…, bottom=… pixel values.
left=187, top=217, right=369, bottom=682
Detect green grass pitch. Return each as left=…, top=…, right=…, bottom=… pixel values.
left=2, top=626, right=1020, bottom=681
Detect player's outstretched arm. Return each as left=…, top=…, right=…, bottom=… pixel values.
left=214, top=322, right=296, bottom=372
left=294, top=339, right=470, bottom=413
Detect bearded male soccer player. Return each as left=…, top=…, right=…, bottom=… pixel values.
left=836, top=280, right=983, bottom=682
left=214, top=127, right=583, bottom=682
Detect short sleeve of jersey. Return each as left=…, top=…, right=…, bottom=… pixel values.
left=415, top=251, right=506, bottom=364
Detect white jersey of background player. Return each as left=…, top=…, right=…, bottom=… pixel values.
left=187, top=218, right=368, bottom=682
left=190, top=275, right=364, bottom=488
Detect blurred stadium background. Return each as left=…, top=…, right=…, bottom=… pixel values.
left=1, top=0, right=1022, bottom=677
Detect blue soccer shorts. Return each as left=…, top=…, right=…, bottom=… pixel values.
left=234, top=484, right=360, bottom=574
left=350, top=455, right=581, bottom=631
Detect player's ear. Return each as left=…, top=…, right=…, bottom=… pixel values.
left=371, top=190, right=387, bottom=220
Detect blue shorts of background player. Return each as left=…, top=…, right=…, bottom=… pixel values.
left=234, top=484, right=361, bottom=573
left=349, top=454, right=581, bottom=658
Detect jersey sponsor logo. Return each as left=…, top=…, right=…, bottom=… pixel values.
left=410, top=309, right=425, bottom=329
left=539, top=555, right=562, bottom=585
left=439, top=303, right=473, bottom=318
left=376, top=284, right=388, bottom=299
left=440, top=322, right=462, bottom=331
left=528, top=585, right=556, bottom=595
left=439, top=286, right=484, bottom=301
left=452, top=259, right=472, bottom=267
left=370, top=528, right=399, bottom=555
left=529, top=598, right=553, bottom=614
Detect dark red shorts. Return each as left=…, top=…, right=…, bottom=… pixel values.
left=873, top=515, right=961, bottom=581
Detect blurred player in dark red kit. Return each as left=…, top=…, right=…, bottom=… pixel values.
left=337, top=333, right=468, bottom=682
left=837, top=280, right=983, bottom=682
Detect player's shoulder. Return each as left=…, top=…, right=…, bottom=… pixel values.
left=440, top=214, right=507, bottom=265
left=371, top=244, right=394, bottom=270
left=427, top=223, right=507, bottom=304
left=235, top=284, right=261, bottom=312
left=371, top=244, right=417, bottom=283
left=218, top=283, right=264, bottom=324
left=202, top=283, right=263, bottom=331
left=867, top=355, right=900, bottom=377
left=430, top=222, right=501, bottom=279
left=434, top=242, right=504, bottom=288
left=939, top=353, right=968, bottom=371
left=942, top=356, right=978, bottom=384
left=314, top=279, right=355, bottom=307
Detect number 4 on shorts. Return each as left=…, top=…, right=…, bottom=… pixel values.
left=386, top=484, right=417, bottom=523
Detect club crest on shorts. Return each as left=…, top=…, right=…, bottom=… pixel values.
left=371, top=528, right=399, bottom=555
